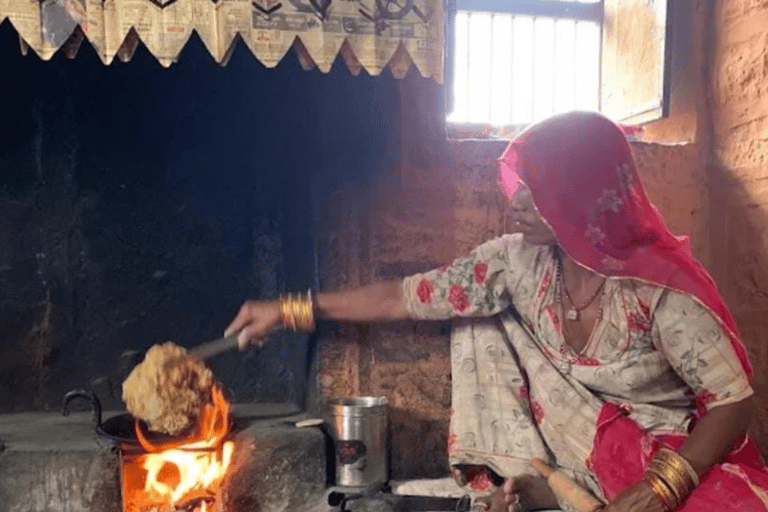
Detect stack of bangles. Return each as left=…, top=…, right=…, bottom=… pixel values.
left=279, top=290, right=315, bottom=332
left=642, top=448, right=700, bottom=511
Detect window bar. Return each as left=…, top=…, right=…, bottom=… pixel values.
left=444, top=1, right=456, bottom=115
left=552, top=18, right=557, bottom=116
left=573, top=21, right=581, bottom=110
left=597, top=11, right=603, bottom=111
left=468, top=10, right=479, bottom=124
left=466, top=11, right=472, bottom=123
left=531, top=16, right=537, bottom=124
left=450, top=11, right=467, bottom=122
left=509, top=15, right=515, bottom=127
left=464, top=12, right=471, bottom=123
left=488, top=13, right=494, bottom=123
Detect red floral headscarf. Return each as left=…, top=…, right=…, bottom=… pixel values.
left=498, top=111, right=752, bottom=381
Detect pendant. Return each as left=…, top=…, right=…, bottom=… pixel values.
left=566, top=308, right=579, bottom=321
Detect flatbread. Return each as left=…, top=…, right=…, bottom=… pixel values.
left=122, top=341, right=214, bottom=435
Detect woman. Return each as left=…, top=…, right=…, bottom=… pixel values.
left=226, top=112, right=768, bottom=511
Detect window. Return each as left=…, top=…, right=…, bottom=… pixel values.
left=445, top=0, right=671, bottom=130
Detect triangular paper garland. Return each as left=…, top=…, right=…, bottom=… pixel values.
left=0, top=0, right=442, bottom=82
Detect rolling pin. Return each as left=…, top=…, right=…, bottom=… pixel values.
left=530, top=458, right=604, bottom=512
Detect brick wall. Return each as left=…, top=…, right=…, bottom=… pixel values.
left=710, top=0, right=768, bottom=460
left=315, top=72, right=714, bottom=478
left=315, top=0, right=768, bottom=478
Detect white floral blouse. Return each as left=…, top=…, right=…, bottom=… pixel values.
left=402, top=234, right=753, bottom=485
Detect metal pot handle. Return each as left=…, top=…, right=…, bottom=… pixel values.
left=61, top=389, right=103, bottom=428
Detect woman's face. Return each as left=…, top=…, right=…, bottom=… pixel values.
left=509, top=182, right=558, bottom=246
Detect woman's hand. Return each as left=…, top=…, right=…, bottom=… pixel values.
left=601, top=480, right=665, bottom=512
left=474, top=476, right=559, bottom=512
left=225, top=300, right=282, bottom=349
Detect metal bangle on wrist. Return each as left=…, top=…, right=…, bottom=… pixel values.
left=279, top=290, right=315, bottom=332
left=642, top=448, right=699, bottom=511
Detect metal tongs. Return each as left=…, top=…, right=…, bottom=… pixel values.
left=186, top=333, right=240, bottom=360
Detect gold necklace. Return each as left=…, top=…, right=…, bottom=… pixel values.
left=557, top=257, right=605, bottom=321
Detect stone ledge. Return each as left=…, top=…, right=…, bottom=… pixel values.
left=0, top=411, right=121, bottom=512
left=0, top=408, right=329, bottom=512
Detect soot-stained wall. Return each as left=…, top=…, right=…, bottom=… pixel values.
left=0, top=22, right=400, bottom=414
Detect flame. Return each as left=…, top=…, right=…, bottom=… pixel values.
left=122, top=385, right=234, bottom=512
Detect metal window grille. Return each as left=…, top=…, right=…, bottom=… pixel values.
left=447, top=1, right=602, bottom=127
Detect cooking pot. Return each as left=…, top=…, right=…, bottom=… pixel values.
left=61, top=389, right=200, bottom=447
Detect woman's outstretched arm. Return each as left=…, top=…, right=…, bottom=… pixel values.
left=225, top=281, right=408, bottom=348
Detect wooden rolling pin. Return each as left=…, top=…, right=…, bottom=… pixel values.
left=530, top=458, right=604, bottom=512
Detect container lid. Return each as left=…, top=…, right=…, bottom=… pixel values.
left=327, top=396, right=388, bottom=415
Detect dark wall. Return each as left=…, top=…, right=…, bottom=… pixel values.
left=0, top=22, right=401, bottom=412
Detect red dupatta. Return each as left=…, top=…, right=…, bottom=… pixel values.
left=498, top=112, right=752, bottom=391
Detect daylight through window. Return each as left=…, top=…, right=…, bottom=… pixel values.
left=448, top=2, right=602, bottom=127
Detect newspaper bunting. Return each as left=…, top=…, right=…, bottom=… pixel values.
left=0, top=0, right=443, bottom=82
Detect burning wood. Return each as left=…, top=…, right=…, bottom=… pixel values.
left=121, top=386, right=235, bottom=512
left=173, top=489, right=215, bottom=511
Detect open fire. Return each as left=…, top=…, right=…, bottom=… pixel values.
left=120, top=386, right=234, bottom=512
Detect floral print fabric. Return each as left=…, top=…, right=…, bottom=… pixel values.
left=402, top=234, right=754, bottom=501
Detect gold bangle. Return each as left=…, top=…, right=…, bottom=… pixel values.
left=648, top=463, right=688, bottom=505
left=287, top=293, right=296, bottom=329
left=291, top=293, right=301, bottom=331
left=642, top=472, right=678, bottom=511
left=656, top=448, right=699, bottom=487
left=643, top=472, right=678, bottom=511
left=280, top=293, right=297, bottom=331
left=297, top=294, right=307, bottom=330
left=296, top=292, right=306, bottom=329
left=296, top=291, right=308, bottom=331
left=649, top=457, right=695, bottom=501
left=279, top=291, right=315, bottom=332
left=290, top=293, right=298, bottom=331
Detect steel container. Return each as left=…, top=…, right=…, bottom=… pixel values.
left=326, top=396, right=388, bottom=488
